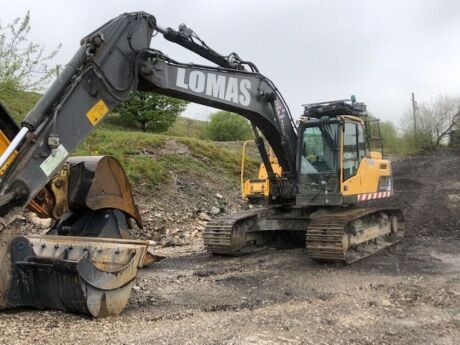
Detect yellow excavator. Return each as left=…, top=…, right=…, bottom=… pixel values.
left=206, top=98, right=403, bottom=263
left=0, top=12, right=403, bottom=318
left=241, top=141, right=282, bottom=203
left=241, top=100, right=393, bottom=206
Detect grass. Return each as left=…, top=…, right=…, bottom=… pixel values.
left=0, top=89, right=258, bottom=189
left=100, top=113, right=209, bottom=139
left=165, top=116, right=208, bottom=139
left=0, top=89, right=41, bottom=122
left=178, top=137, right=258, bottom=177
left=74, top=128, right=258, bottom=189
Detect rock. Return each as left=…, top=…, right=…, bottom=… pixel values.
left=198, top=212, right=211, bottom=221
left=161, top=237, right=177, bottom=247
left=381, top=299, right=392, bottom=307
left=169, top=227, right=181, bottom=235
left=215, top=192, right=223, bottom=199
left=133, top=285, right=141, bottom=292
left=28, top=213, right=52, bottom=229
left=210, top=206, right=221, bottom=215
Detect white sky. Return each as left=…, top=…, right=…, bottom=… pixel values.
left=1, top=0, right=459, bottom=124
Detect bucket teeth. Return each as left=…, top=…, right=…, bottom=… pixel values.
left=5, top=235, right=149, bottom=317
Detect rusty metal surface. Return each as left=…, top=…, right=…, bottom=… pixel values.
left=49, top=163, right=70, bottom=218
left=26, top=234, right=149, bottom=267
left=26, top=156, right=142, bottom=229
left=26, top=163, right=71, bottom=220
left=67, top=156, right=142, bottom=228
left=6, top=235, right=149, bottom=317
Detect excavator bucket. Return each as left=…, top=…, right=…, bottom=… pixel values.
left=0, top=102, right=156, bottom=317
left=4, top=235, right=149, bottom=317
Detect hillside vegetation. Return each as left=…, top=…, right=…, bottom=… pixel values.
left=0, top=91, right=257, bottom=188
left=0, top=89, right=41, bottom=121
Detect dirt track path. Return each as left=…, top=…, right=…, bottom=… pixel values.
left=1, top=153, right=459, bottom=345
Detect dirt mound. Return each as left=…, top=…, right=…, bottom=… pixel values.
left=370, top=152, right=460, bottom=240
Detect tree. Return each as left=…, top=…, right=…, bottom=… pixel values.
left=0, top=11, right=61, bottom=95
left=401, top=94, right=460, bottom=150
left=206, top=111, right=253, bottom=141
left=378, top=120, right=401, bottom=153
left=118, top=91, right=188, bottom=132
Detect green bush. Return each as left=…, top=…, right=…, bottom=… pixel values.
left=117, top=91, right=188, bottom=132
left=206, top=111, right=253, bottom=141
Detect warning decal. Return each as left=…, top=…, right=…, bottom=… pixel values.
left=40, top=144, right=69, bottom=177
left=86, top=99, right=109, bottom=125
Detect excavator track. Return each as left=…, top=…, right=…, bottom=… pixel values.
left=203, top=210, right=260, bottom=255
left=306, top=207, right=404, bottom=264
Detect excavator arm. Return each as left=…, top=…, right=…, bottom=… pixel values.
left=0, top=12, right=156, bottom=216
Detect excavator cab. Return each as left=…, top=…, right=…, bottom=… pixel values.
left=296, top=99, right=393, bottom=206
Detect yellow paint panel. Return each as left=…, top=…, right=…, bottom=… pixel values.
left=86, top=99, right=109, bottom=126
left=341, top=156, right=392, bottom=195
left=0, top=131, right=17, bottom=175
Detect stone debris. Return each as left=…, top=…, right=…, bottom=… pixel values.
left=198, top=212, right=212, bottom=221
left=27, top=213, right=52, bottom=229
left=210, top=206, right=221, bottom=215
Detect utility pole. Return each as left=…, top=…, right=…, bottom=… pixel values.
left=411, top=92, right=417, bottom=136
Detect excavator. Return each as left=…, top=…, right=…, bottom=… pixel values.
left=233, top=99, right=403, bottom=262
left=0, top=11, right=403, bottom=318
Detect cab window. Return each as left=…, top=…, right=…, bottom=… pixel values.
left=343, top=123, right=359, bottom=180
left=357, top=124, right=367, bottom=159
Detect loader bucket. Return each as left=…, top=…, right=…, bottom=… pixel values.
left=5, top=235, right=149, bottom=317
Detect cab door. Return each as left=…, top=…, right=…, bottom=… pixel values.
left=341, top=120, right=368, bottom=195
left=341, top=119, right=392, bottom=198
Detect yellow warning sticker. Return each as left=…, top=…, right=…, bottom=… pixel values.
left=86, top=99, right=109, bottom=125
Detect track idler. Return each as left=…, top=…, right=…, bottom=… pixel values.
left=3, top=235, right=149, bottom=317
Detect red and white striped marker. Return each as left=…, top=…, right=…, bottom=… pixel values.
left=357, top=191, right=392, bottom=202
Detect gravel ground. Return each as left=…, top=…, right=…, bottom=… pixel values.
left=0, top=152, right=459, bottom=345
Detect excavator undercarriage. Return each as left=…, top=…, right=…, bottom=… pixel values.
left=204, top=206, right=404, bottom=263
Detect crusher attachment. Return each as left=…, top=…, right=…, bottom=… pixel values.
left=3, top=235, right=149, bottom=317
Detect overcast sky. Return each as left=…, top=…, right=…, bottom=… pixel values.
left=1, top=0, right=459, bottom=124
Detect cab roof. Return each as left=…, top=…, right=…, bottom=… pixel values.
left=302, top=100, right=367, bottom=119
